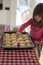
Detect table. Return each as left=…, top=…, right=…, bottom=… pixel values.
left=0, top=41, right=40, bottom=65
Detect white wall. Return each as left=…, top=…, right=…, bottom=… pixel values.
left=0, top=10, right=6, bottom=24
left=3, top=0, right=11, bottom=25
left=0, top=0, right=17, bottom=27
left=3, top=0, right=11, bottom=9
left=0, top=0, right=11, bottom=25
left=11, top=0, right=17, bottom=27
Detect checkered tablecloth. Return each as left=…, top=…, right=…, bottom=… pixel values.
left=0, top=47, right=40, bottom=65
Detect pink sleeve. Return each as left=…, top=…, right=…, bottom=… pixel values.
left=18, top=18, right=32, bottom=32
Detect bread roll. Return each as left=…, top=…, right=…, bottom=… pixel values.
left=20, top=44, right=25, bottom=47
left=4, top=44, right=11, bottom=48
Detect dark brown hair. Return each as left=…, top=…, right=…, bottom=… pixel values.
left=32, top=3, right=43, bottom=27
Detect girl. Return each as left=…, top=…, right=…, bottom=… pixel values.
left=17, top=3, right=43, bottom=58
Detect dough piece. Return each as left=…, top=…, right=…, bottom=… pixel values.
left=11, top=38, right=17, bottom=41
left=20, top=44, right=25, bottom=47
left=11, top=40, right=17, bottom=43
left=4, top=33, right=10, bottom=36
left=4, top=44, right=11, bottom=48
left=4, top=38, right=11, bottom=41
left=20, top=41, right=25, bottom=44
left=11, top=33, right=17, bottom=37
left=4, top=41, right=11, bottom=44
left=26, top=43, right=32, bottom=47
left=18, top=38, right=23, bottom=41
left=11, top=43, right=17, bottom=47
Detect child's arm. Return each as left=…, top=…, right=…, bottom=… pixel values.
left=18, top=18, right=32, bottom=32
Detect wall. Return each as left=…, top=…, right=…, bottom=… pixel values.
left=0, top=0, right=17, bottom=27
left=0, top=0, right=11, bottom=25
left=0, top=10, right=6, bottom=24
left=10, top=0, right=17, bottom=30
left=11, top=0, right=17, bottom=27
left=3, top=0, right=11, bottom=9
left=3, top=0, right=17, bottom=26
left=3, top=0, right=11, bottom=25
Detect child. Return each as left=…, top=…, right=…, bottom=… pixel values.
left=17, top=3, right=43, bottom=58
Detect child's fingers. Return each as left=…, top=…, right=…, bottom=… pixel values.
left=17, top=32, right=21, bottom=37
left=35, top=41, right=39, bottom=44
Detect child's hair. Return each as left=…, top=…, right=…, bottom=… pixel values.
left=32, top=3, right=43, bottom=27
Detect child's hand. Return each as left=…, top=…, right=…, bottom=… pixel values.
left=35, top=41, right=39, bottom=44
left=16, top=32, right=21, bottom=44
left=16, top=32, right=21, bottom=37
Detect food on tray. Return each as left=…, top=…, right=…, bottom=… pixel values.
left=4, top=36, right=10, bottom=38
left=22, top=34, right=27, bottom=37
left=4, top=42, right=17, bottom=48
left=25, top=40, right=31, bottom=43
left=20, top=41, right=25, bottom=44
left=4, top=33, right=10, bottom=36
left=23, top=36, right=29, bottom=40
left=12, top=40, right=17, bottom=43
left=18, top=37, right=23, bottom=39
left=4, top=44, right=11, bottom=48
left=26, top=43, right=32, bottom=47
left=11, top=43, right=17, bottom=47
left=4, top=41, right=11, bottom=44
left=3, top=32, right=33, bottom=48
left=20, top=44, right=25, bottom=47
left=11, top=33, right=16, bottom=36
left=20, top=40, right=32, bottom=47
left=4, top=34, right=10, bottom=41
left=4, top=38, right=11, bottom=41
left=4, top=35, right=10, bottom=37
left=11, top=38, right=16, bottom=41
left=19, top=34, right=23, bottom=37
left=11, top=33, right=17, bottom=37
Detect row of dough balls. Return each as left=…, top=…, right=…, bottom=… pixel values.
left=3, top=33, right=32, bottom=48
left=4, top=43, right=31, bottom=48
left=4, top=35, right=30, bottom=41
left=4, top=43, right=17, bottom=48
left=4, top=33, right=30, bottom=39
left=4, top=39, right=31, bottom=44
left=4, top=40, right=32, bottom=48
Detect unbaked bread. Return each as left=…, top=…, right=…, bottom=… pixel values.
left=3, top=33, right=32, bottom=48
left=11, top=43, right=17, bottom=47
left=4, top=44, right=11, bottom=48
left=20, top=44, right=25, bottom=47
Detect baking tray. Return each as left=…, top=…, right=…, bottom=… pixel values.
left=2, top=32, right=36, bottom=50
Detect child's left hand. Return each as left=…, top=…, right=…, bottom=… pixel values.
left=35, top=41, right=39, bottom=44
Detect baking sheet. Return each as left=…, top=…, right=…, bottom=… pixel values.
left=2, top=32, right=36, bottom=50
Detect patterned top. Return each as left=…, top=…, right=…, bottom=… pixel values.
left=18, top=18, right=43, bottom=44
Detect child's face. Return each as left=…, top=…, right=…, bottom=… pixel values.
left=34, top=15, right=41, bottom=22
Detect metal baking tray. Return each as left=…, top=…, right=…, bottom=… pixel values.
left=2, top=32, right=36, bottom=50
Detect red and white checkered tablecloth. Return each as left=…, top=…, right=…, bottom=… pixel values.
left=0, top=46, right=40, bottom=65
left=0, top=40, right=40, bottom=65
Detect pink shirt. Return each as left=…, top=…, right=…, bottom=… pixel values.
left=18, top=18, right=43, bottom=44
